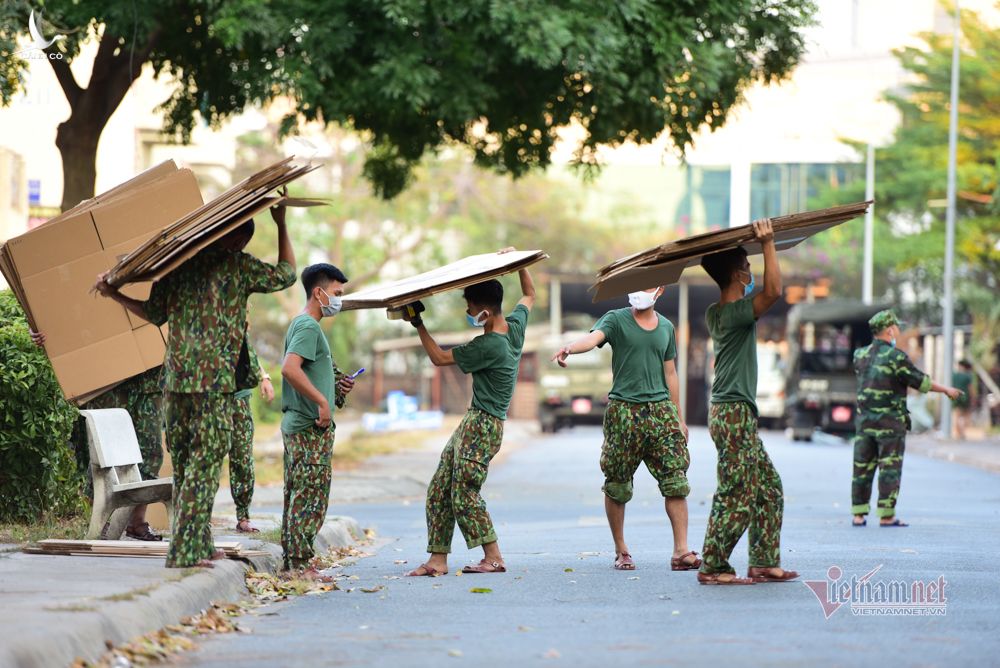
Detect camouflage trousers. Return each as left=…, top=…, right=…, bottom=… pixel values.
left=601, top=399, right=690, bottom=503
left=426, top=410, right=503, bottom=553
left=164, top=392, right=233, bottom=568
left=700, top=402, right=784, bottom=575
left=83, top=383, right=164, bottom=481
left=282, top=426, right=335, bottom=570
left=851, top=430, right=905, bottom=517
left=228, top=396, right=255, bottom=520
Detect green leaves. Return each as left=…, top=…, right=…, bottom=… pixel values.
left=0, top=290, right=83, bottom=523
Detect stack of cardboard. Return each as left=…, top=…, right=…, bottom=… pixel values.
left=0, top=162, right=204, bottom=402
left=590, top=200, right=872, bottom=302
left=341, top=250, right=549, bottom=311
left=106, top=157, right=319, bottom=288
left=24, top=539, right=268, bottom=559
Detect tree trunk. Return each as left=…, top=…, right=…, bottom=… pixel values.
left=55, top=116, right=101, bottom=212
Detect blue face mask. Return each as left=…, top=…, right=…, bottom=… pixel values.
left=741, top=271, right=755, bottom=298
left=466, top=309, right=489, bottom=328
left=889, top=337, right=896, bottom=348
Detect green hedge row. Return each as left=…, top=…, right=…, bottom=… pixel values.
left=0, top=290, right=84, bottom=522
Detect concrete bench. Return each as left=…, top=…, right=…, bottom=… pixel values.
left=80, top=408, right=173, bottom=540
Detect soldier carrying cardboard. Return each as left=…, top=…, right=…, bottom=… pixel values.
left=402, top=248, right=535, bottom=577
left=94, top=202, right=296, bottom=568
left=851, top=310, right=962, bottom=527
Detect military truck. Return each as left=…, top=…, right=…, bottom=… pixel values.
left=784, top=301, right=887, bottom=441
left=538, top=334, right=614, bottom=433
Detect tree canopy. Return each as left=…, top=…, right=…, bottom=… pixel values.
left=0, top=0, right=816, bottom=207
left=788, top=5, right=1000, bottom=362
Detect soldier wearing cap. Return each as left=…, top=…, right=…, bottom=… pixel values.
left=851, top=310, right=962, bottom=527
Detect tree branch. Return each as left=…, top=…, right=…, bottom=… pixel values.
left=47, top=55, right=81, bottom=106
left=347, top=231, right=428, bottom=288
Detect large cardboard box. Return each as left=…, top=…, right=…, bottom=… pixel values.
left=0, top=162, right=203, bottom=402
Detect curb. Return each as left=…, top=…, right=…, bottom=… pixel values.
left=2, top=516, right=361, bottom=668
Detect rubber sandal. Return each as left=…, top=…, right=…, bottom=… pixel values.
left=614, top=552, right=636, bottom=571
left=125, top=522, right=163, bottom=541
left=697, top=572, right=755, bottom=585
left=406, top=563, right=448, bottom=577
left=236, top=520, right=260, bottom=533
left=747, top=567, right=800, bottom=583
left=671, top=551, right=702, bottom=571
left=462, top=559, right=507, bottom=574
left=880, top=519, right=909, bottom=527
left=852, top=519, right=867, bottom=527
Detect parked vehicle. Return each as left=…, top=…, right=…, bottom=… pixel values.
left=756, top=342, right=786, bottom=430
left=538, top=336, right=613, bottom=433
left=784, top=301, right=886, bottom=441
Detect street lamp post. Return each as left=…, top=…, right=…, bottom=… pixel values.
left=863, top=143, right=875, bottom=305
left=941, top=1, right=960, bottom=439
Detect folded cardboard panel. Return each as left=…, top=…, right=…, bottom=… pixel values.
left=0, top=162, right=203, bottom=402
left=49, top=330, right=149, bottom=401
left=590, top=201, right=872, bottom=301
left=341, top=250, right=550, bottom=311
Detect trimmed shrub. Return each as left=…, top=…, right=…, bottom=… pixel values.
left=0, top=290, right=84, bottom=522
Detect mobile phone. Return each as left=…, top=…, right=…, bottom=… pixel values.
left=348, top=367, right=366, bottom=379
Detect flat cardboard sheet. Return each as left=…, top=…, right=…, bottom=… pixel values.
left=0, top=161, right=203, bottom=402
left=590, top=201, right=872, bottom=302
left=106, top=157, right=320, bottom=287
left=341, top=250, right=549, bottom=311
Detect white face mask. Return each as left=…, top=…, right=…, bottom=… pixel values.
left=319, top=288, right=342, bottom=318
left=628, top=290, right=658, bottom=311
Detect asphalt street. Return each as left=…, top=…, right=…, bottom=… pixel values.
left=178, top=425, right=1000, bottom=667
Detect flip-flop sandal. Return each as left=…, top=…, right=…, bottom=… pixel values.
left=462, top=560, right=507, bottom=574
left=125, top=522, right=163, bottom=541
left=236, top=520, right=260, bottom=533
left=880, top=519, right=909, bottom=527
left=406, top=563, right=448, bottom=577
left=614, top=552, right=636, bottom=571
left=852, top=519, right=867, bottom=527
left=747, top=568, right=800, bottom=583
left=671, top=551, right=702, bottom=571
left=697, top=572, right=755, bottom=586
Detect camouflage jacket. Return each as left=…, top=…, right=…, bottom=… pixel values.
left=144, top=247, right=296, bottom=394
left=853, top=339, right=931, bottom=435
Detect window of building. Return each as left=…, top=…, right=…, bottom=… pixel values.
left=750, top=163, right=862, bottom=220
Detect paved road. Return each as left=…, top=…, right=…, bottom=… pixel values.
left=179, top=426, right=1000, bottom=667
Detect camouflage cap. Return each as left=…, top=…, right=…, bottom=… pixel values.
left=869, top=309, right=901, bottom=333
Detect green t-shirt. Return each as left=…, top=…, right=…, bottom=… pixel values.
left=952, top=370, right=974, bottom=408
left=707, top=297, right=759, bottom=412
left=281, top=314, right=335, bottom=434
left=592, top=308, right=676, bottom=404
left=451, top=304, right=530, bottom=420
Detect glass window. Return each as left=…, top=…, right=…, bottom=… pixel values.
left=750, top=163, right=862, bottom=220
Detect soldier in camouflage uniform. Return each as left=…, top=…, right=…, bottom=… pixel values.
left=553, top=286, right=698, bottom=572
left=280, top=264, right=354, bottom=579
left=31, top=331, right=165, bottom=540
left=404, top=250, right=535, bottom=577
left=851, top=310, right=961, bottom=527
left=229, top=334, right=275, bottom=533
left=697, top=219, right=798, bottom=585
left=95, top=204, right=296, bottom=568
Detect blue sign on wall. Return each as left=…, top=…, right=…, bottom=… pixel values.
left=28, top=179, right=41, bottom=205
